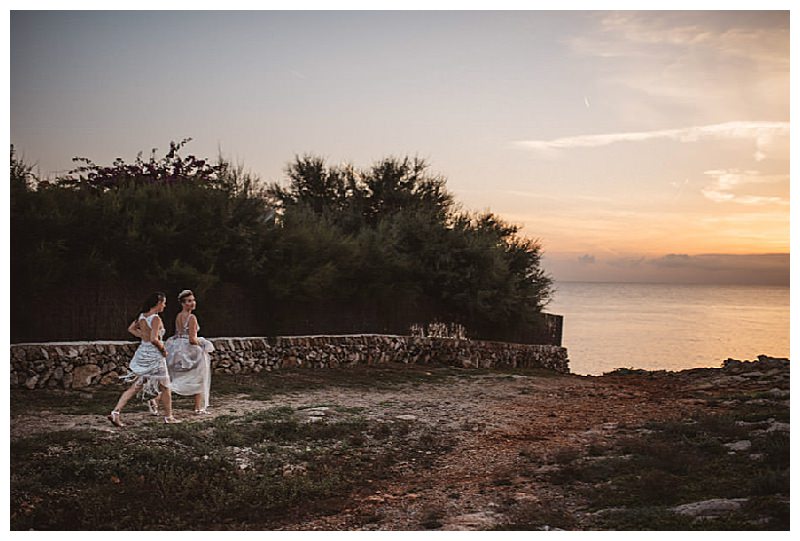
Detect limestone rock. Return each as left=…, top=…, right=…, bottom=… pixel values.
left=757, top=354, right=789, bottom=364
left=71, top=364, right=101, bottom=389
left=740, top=371, right=765, bottom=378
left=765, top=388, right=790, bottom=399
left=672, top=498, right=748, bottom=517
left=766, top=421, right=790, bottom=433
left=442, top=511, right=501, bottom=531
left=101, top=362, right=117, bottom=373
left=100, top=374, right=119, bottom=385
left=282, top=463, right=308, bottom=478
left=723, top=440, right=752, bottom=452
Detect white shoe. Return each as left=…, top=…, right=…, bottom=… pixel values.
left=107, top=411, right=124, bottom=428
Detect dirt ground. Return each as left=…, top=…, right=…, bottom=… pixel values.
left=11, top=359, right=788, bottom=530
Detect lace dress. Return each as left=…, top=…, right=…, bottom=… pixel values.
left=165, top=314, right=214, bottom=409
left=120, top=313, right=171, bottom=400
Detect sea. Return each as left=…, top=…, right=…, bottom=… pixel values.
left=547, top=281, right=790, bottom=376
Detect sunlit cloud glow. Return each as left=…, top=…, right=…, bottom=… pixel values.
left=701, top=169, right=788, bottom=206
left=10, top=11, right=789, bottom=284
left=567, top=12, right=789, bottom=124
left=514, top=121, right=788, bottom=161
left=545, top=252, right=788, bottom=286
left=584, top=12, right=790, bottom=65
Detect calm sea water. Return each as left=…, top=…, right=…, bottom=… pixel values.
left=547, top=282, right=790, bottom=376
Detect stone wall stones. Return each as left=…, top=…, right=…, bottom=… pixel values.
left=9, top=335, right=569, bottom=390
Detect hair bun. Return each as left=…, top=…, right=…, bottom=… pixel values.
left=178, top=289, right=194, bottom=300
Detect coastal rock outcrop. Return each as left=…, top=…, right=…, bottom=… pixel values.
left=672, top=498, right=748, bottom=517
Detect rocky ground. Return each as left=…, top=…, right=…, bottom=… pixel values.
left=10, top=356, right=790, bottom=530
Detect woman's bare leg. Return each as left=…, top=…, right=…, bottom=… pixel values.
left=159, top=384, right=173, bottom=417
left=114, top=383, right=142, bottom=412
left=194, top=393, right=203, bottom=411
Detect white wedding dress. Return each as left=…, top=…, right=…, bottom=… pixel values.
left=120, top=313, right=171, bottom=400
left=165, top=315, right=214, bottom=409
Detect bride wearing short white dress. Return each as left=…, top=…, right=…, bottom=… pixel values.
left=166, top=290, right=215, bottom=413
left=109, top=292, right=179, bottom=426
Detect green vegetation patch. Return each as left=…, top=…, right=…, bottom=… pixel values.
left=10, top=386, right=134, bottom=416
left=494, top=500, right=578, bottom=531
left=538, top=405, right=789, bottom=530
left=10, top=406, right=452, bottom=530
left=212, top=364, right=462, bottom=401
left=212, top=364, right=558, bottom=401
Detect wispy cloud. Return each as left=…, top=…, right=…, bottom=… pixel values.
left=566, top=12, right=789, bottom=123
left=514, top=121, right=788, bottom=161
left=584, top=12, right=789, bottom=65
left=701, top=169, right=788, bottom=206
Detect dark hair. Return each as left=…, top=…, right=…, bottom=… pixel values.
left=140, top=291, right=166, bottom=314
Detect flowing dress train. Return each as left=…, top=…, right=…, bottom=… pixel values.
left=165, top=315, right=214, bottom=409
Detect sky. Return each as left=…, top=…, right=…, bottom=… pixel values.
left=10, top=9, right=790, bottom=285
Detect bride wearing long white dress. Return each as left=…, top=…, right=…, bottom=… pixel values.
left=165, top=289, right=215, bottom=413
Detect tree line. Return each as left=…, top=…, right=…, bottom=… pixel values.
left=10, top=141, right=554, bottom=342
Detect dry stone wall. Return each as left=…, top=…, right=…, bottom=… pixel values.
left=9, top=335, right=569, bottom=390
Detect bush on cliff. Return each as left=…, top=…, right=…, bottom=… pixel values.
left=267, top=155, right=553, bottom=332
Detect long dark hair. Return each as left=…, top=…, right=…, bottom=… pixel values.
left=140, top=291, right=166, bottom=314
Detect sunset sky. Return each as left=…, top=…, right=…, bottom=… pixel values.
left=10, top=9, right=790, bottom=284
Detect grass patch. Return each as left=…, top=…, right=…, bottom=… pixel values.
left=494, top=501, right=577, bottom=530
left=10, top=385, right=228, bottom=418
left=11, top=386, right=140, bottom=416
left=543, top=400, right=790, bottom=530
left=211, top=364, right=467, bottom=401
left=10, top=405, right=454, bottom=530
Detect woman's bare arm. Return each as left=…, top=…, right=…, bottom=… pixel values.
left=128, top=319, right=142, bottom=338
